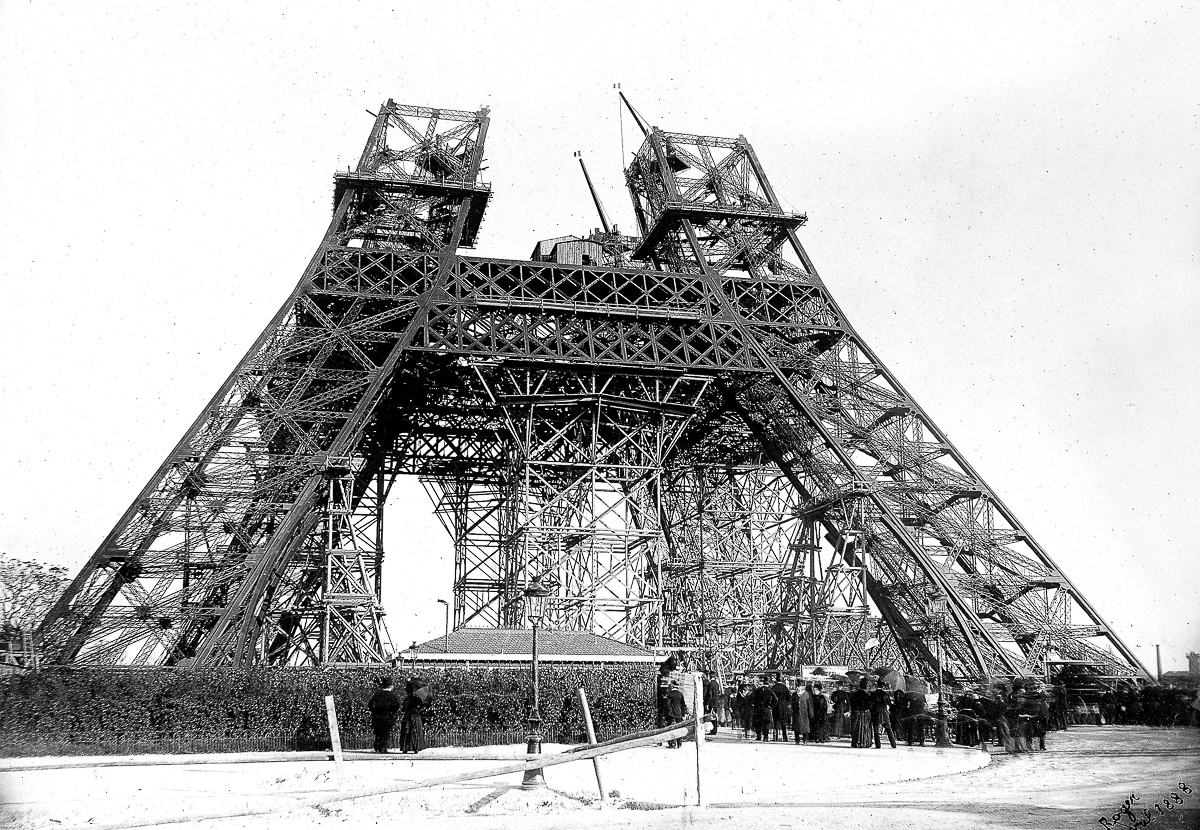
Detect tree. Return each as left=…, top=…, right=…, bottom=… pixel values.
left=0, top=553, right=69, bottom=635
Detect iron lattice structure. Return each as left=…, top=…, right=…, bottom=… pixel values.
left=39, top=99, right=1151, bottom=686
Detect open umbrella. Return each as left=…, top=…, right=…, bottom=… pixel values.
left=873, top=666, right=904, bottom=691
left=409, top=678, right=434, bottom=705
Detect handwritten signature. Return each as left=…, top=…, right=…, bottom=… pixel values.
left=1096, top=782, right=1192, bottom=828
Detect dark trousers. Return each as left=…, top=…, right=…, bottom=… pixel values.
left=956, top=717, right=979, bottom=746
left=753, top=710, right=771, bottom=741
left=371, top=716, right=395, bottom=753
left=666, top=715, right=683, bottom=748
left=872, top=709, right=896, bottom=748
left=773, top=712, right=788, bottom=742
left=906, top=715, right=926, bottom=746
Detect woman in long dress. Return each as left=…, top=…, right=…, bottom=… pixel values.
left=398, top=678, right=429, bottom=754
left=830, top=681, right=850, bottom=739
left=849, top=678, right=873, bottom=748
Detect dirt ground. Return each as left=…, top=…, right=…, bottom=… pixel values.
left=2, top=725, right=1198, bottom=830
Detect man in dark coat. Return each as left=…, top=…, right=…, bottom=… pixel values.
left=1100, top=689, right=1117, bottom=726
left=703, top=670, right=723, bottom=735
left=665, top=679, right=688, bottom=748
left=890, top=688, right=905, bottom=740
left=871, top=681, right=897, bottom=748
left=771, top=673, right=791, bottom=741
left=791, top=680, right=813, bottom=744
left=751, top=674, right=778, bottom=742
left=1050, top=679, right=1069, bottom=730
left=656, top=657, right=676, bottom=728
left=810, top=682, right=829, bottom=741
left=904, top=691, right=928, bottom=746
left=954, top=692, right=979, bottom=746
left=367, top=676, right=401, bottom=753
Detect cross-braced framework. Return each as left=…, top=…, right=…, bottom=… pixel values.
left=39, top=99, right=1152, bottom=688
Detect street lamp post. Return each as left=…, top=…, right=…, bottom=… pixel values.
left=930, top=596, right=952, bottom=748
left=522, top=575, right=551, bottom=790
left=437, top=599, right=449, bottom=652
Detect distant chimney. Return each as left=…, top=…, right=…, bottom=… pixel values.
left=1189, top=652, right=1200, bottom=677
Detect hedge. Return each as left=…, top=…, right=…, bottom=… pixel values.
left=0, top=664, right=655, bottom=756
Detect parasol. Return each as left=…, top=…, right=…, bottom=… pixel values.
left=409, top=678, right=434, bottom=705
left=873, top=666, right=905, bottom=691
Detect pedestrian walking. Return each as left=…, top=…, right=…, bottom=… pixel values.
left=871, top=680, right=897, bottom=748
left=656, top=656, right=676, bottom=728
left=850, top=678, right=873, bottom=748
left=830, top=681, right=850, bottom=739
left=810, top=682, right=829, bottom=742
left=890, top=687, right=905, bottom=740
left=736, top=681, right=753, bottom=738
left=751, top=674, right=778, bottom=742
left=1050, top=679, right=1069, bottom=730
left=367, top=676, right=401, bottom=753
left=665, top=679, right=688, bottom=748
left=904, top=691, right=928, bottom=746
left=398, top=678, right=430, bottom=754
left=771, top=673, right=791, bottom=741
left=791, top=680, right=813, bottom=744
left=704, top=670, right=723, bottom=735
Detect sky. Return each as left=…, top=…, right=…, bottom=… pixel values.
left=0, top=1, right=1196, bottom=671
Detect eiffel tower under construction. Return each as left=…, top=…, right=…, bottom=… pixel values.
left=38, top=98, right=1152, bottom=686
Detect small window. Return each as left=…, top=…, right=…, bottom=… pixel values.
left=581, top=254, right=593, bottom=265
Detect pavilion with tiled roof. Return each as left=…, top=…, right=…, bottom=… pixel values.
left=405, top=628, right=658, bottom=664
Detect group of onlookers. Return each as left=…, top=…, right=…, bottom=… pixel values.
left=723, top=673, right=913, bottom=749
left=1087, top=684, right=1199, bottom=727
left=366, top=676, right=433, bottom=753
left=686, top=669, right=1200, bottom=754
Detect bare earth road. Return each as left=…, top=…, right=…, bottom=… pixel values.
left=2, top=726, right=1197, bottom=830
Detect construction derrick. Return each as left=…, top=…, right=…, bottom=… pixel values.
left=38, top=99, right=1151, bottom=687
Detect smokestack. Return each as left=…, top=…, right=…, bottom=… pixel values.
left=1155, top=644, right=1162, bottom=682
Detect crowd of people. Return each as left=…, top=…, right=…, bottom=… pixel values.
left=367, top=663, right=1199, bottom=756
left=659, top=661, right=1200, bottom=754
left=717, top=672, right=918, bottom=749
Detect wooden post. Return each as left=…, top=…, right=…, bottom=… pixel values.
left=324, top=695, right=346, bottom=789
left=691, top=672, right=705, bottom=808
left=576, top=687, right=606, bottom=804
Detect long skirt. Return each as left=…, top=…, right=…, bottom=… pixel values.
left=398, top=710, right=427, bottom=753
left=850, top=710, right=873, bottom=748
left=832, top=707, right=847, bottom=737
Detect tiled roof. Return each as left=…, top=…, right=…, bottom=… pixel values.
left=413, top=628, right=655, bottom=659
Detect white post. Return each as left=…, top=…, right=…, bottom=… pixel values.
left=691, top=672, right=705, bottom=809
left=324, top=695, right=346, bottom=789
left=577, top=687, right=607, bottom=804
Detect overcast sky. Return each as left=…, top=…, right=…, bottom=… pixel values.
left=1, top=1, right=1196, bottom=671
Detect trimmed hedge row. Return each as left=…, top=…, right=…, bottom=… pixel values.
left=0, top=664, right=655, bottom=754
